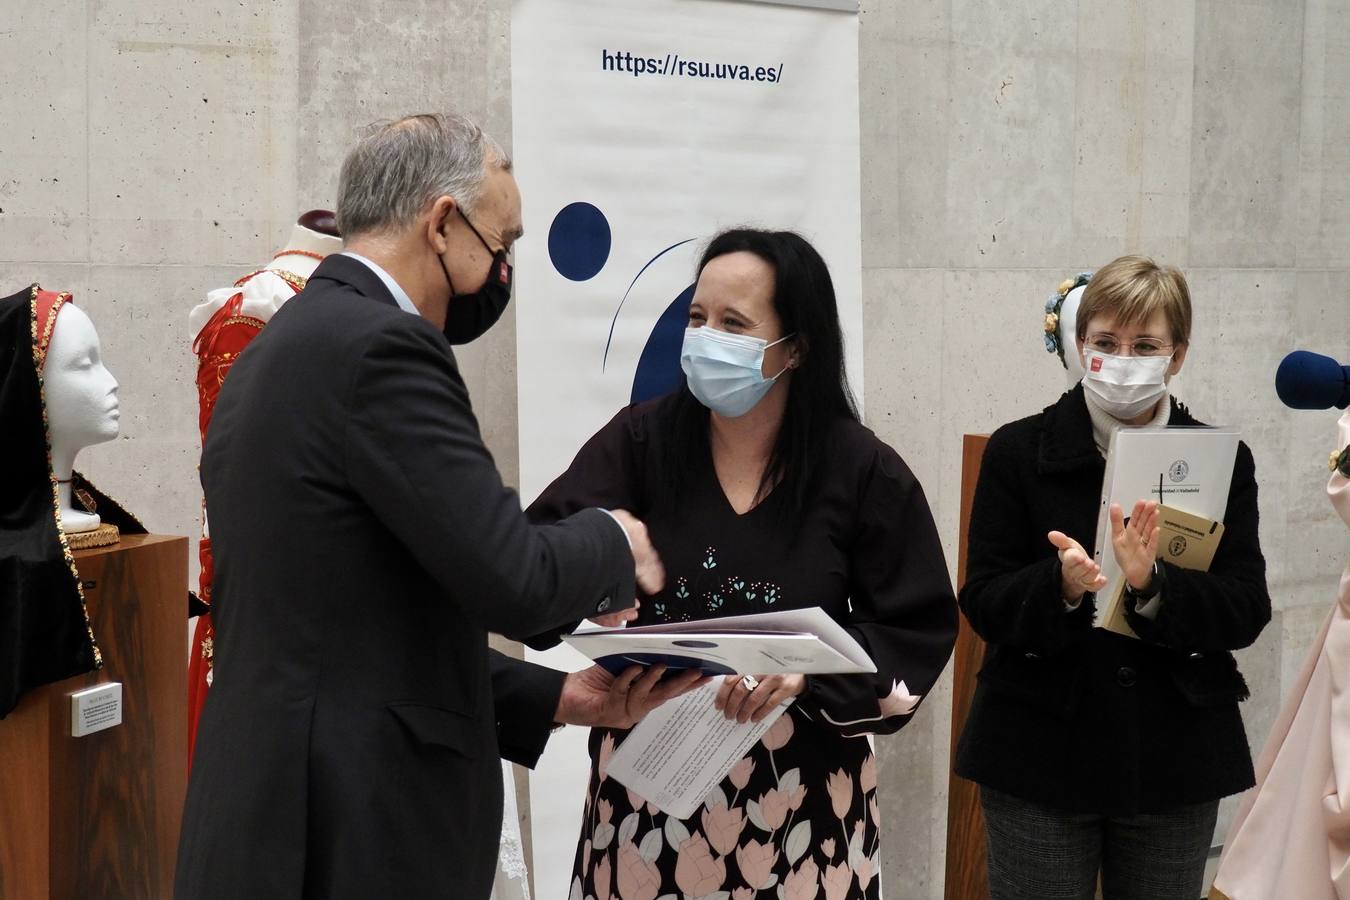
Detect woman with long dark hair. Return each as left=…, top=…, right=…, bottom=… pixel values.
left=529, top=228, right=957, bottom=899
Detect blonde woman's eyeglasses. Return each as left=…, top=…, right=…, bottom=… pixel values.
left=1084, top=334, right=1174, bottom=357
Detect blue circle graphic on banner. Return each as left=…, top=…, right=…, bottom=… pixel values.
left=631, top=283, right=696, bottom=404
left=548, top=202, right=611, bottom=281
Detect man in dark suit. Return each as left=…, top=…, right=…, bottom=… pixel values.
left=175, top=113, right=697, bottom=899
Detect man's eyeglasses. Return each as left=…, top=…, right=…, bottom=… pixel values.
left=1084, top=334, right=1174, bottom=357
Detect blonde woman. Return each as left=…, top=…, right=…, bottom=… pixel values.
left=956, top=255, right=1272, bottom=899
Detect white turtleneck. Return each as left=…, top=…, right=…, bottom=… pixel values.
left=1083, top=387, right=1173, bottom=457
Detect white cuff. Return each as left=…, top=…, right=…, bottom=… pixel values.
left=598, top=509, right=632, bottom=548
left=1133, top=591, right=1163, bottom=620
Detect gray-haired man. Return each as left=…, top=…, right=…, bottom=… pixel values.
left=174, top=113, right=699, bottom=900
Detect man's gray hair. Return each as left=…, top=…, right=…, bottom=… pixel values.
left=336, top=113, right=511, bottom=238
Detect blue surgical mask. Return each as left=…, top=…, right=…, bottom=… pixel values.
left=680, top=326, right=794, bottom=418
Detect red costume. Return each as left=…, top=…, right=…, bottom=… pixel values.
left=187, top=263, right=308, bottom=767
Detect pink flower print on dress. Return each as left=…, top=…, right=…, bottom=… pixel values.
left=761, top=711, right=795, bottom=751
left=616, top=841, right=661, bottom=900
left=827, top=769, right=854, bottom=820
left=782, top=856, right=820, bottom=900
left=821, top=837, right=836, bottom=859
left=674, top=833, right=726, bottom=897
left=728, top=756, right=756, bottom=790
left=787, top=783, right=807, bottom=812
left=878, top=679, right=920, bottom=718
left=859, top=754, right=877, bottom=795
left=735, top=838, right=779, bottom=890
left=757, top=788, right=791, bottom=829
left=594, top=852, right=613, bottom=900
left=598, top=798, right=614, bottom=825
left=856, top=854, right=877, bottom=892
left=626, top=787, right=645, bottom=810
left=599, top=732, right=616, bottom=781
left=821, top=859, right=852, bottom=900
left=869, top=795, right=880, bottom=826
left=732, top=888, right=754, bottom=900
left=701, top=803, right=747, bottom=855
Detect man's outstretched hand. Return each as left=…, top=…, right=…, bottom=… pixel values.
left=608, top=509, right=666, bottom=596
left=555, top=664, right=708, bottom=730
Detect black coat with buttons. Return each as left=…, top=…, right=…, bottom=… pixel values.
left=953, top=385, right=1271, bottom=815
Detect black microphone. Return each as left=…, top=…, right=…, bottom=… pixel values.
left=1276, top=350, right=1350, bottom=409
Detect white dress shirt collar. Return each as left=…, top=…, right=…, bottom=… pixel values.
left=341, top=251, right=420, bottom=317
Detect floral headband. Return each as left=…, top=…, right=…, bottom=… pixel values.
left=1042, top=272, right=1093, bottom=364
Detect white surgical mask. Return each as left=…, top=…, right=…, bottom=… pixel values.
left=680, top=326, right=793, bottom=418
left=1081, top=349, right=1171, bottom=420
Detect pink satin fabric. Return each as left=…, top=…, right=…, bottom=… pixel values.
left=1212, top=409, right=1350, bottom=900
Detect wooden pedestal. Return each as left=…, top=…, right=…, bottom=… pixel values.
left=945, top=434, right=991, bottom=900
left=0, top=534, right=188, bottom=900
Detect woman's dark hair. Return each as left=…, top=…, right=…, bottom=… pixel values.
left=658, top=228, right=859, bottom=515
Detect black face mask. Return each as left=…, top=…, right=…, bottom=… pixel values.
left=439, top=207, right=514, bottom=345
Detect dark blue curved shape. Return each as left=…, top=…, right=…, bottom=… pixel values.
left=602, top=237, right=698, bottom=371
left=547, top=202, right=611, bottom=282
left=630, top=283, right=695, bottom=405
left=595, top=653, right=737, bottom=678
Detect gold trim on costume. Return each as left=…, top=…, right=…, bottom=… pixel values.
left=29, top=285, right=103, bottom=670
left=66, top=523, right=121, bottom=550
left=232, top=268, right=308, bottom=294
left=74, top=486, right=97, bottom=514
left=273, top=249, right=325, bottom=263
left=219, top=315, right=267, bottom=330
left=72, top=471, right=148, bottom=535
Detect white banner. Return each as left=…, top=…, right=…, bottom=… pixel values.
left=511, top=1, right=862, bottom=895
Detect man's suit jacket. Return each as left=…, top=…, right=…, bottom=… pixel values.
left=174, top=254, right=633, bottom=899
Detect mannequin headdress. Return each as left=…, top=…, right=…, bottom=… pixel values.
left=0, top=285, right=147, bottom=717
left=34, top=289, right=72, bottom=370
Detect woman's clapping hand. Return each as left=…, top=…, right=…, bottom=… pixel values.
left=1110, top=499, right=1161, bottom=591
left=1047, top=530, right=1107, bottom=603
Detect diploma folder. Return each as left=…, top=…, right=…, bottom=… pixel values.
left=1100, top=504, right=1226, bottom=637
left=1092, top=426, right=1239, bottom=633
left=561, top=606, right=877, bottom=676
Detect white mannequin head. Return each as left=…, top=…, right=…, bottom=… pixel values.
left=1057, top=285, right=1085, bottom=386
left=43, top=303, right=119, bottom=532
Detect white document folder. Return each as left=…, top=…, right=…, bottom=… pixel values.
left=1092, top=426, right=1239, bottom=627
left=561, top=606, right=876, bottom=676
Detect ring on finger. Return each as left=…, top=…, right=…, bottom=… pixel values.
left=741, top=675, right=759, bottom=692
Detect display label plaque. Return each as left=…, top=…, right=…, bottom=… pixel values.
left=70, top=682, right=123, bottom=737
